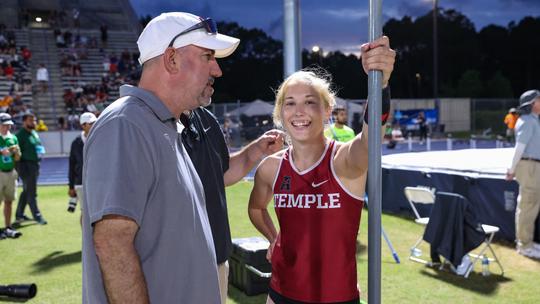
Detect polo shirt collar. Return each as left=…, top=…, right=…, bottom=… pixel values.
left=119, top=85, right=176, bottom=122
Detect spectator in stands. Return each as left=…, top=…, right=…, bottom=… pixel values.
left=72, top=9, right=80, bottom=29
left=67, top=112, right=79, bottom=130
left=64, top=31, right=73, bottom=47
left=0, top=113, right=22, bottom=239
left=36, top=64, right=49, bottom=93
left=4, top=63, right=13, bottom=81
left=0, top=95, right=13, bottom=113
left=504, top=107, right=519, bottom=144
left=0, top=34, right=7, bottom=49
left=68, top=112, right=96, bottom=225
left=21, top=47, right=31, bottom=65
left=63, top=88, right=75, bottom=111
left=99, top=24, right=108, bottom=46
left=56, top=33, right=66, bottom=48
left=57, top=116, right=67, bottom=130
left=324, top=105, right=355, bottom=142
left=506, top=89, right=540, bottom=259
left=101, top=54, right=110, bottom=72
left=36, top=119, right=48, bottom=132
left=15, top=113, right=47, bottom=225
left=109, top=53, right=118, bottom=74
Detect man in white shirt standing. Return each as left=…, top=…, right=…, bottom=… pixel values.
left=36, top=64, right=49, bottom=93
left=506, top=89, right=540, bottom=259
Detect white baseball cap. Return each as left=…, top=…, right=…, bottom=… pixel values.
left=0, top=113, right=14, bottom=125
left=80, top=112, right=97, bottom=125
left=137, top=12, right=240, bottom=65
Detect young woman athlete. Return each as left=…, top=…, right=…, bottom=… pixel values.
left=248, top=36, right=395, bottom=304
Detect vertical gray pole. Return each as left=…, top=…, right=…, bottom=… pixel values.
left=368, top=0, right=383, bottom=303
left=283, top=0, right=301, bottom=78
left=433, top=0, right=439, bottom=115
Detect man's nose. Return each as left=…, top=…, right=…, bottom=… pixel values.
left=211, top=61, right=223, bottom=78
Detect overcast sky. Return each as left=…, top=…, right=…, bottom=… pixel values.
left=130, top=0, right=539, bottom=53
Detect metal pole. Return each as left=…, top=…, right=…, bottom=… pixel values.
left=283, top=0, right=301, bottom=78
left=446, top=134, right=453, bottom=150
left=368, top=0, right=383, bottom=303
left=433, top=0, right=439, bottom=117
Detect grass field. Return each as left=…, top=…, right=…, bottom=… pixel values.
left=1, top=183, right=539, bottom=303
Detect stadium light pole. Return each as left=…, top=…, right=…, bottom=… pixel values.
left=433, top=0, right=439, bottom=117
left=367, top=0, right=383, bottom=303
left=283, top=0, right=301, bottom=78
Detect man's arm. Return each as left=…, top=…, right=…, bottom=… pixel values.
left=224, top=130, right=284, bottom=186
left=93, top=215, right=149, bottom=304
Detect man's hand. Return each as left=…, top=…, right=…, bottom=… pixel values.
left=360, top=36, right=396, bottom=88
left=225, top=130, right=285, bottom=187
left=68, top=188, right=77, bottom=197
left=249, top=130, right=285, bottom=162
left=506, top=170, right=515, bottom=181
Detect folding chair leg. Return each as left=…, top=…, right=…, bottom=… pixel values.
left=464, top=232, right=504, bottom=278
left=486, top=243, right=504, bottom=276
left=408, top=236, right=432, bottom=265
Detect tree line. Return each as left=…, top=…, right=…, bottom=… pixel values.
left=141, top=9, right=540, bottom=102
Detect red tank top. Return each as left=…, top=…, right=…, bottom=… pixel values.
left=270, top=140, right=364, bottom=303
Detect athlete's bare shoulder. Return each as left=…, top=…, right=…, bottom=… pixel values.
left=256, top=148, right=287, bottom=184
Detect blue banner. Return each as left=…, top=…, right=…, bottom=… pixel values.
left=394, top=109, right=438, bottom=130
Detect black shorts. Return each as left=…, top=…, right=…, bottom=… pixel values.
left=268, top=287, right=360, bottom=304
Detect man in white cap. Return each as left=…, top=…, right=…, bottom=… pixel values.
left=82, top=12, right=239, bottom=304
left=506, top=89, right=540, bottom=259
left=0, top=113, right=21, bottom=239
left=67, top=112, right=96, bottom=224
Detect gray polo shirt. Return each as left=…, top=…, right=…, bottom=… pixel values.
left=516, top=113, right=540, bottom=160
left=82, top=85, right=220, bottom=303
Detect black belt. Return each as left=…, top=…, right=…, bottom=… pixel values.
left=521, top=157, right=540, bottom=163
left=1, top=169, right=13, bottom=173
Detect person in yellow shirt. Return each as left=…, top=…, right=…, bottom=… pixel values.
left=36, top=119, right=48, bottom=132
left=0, top=95, right=13, bottom=112
left=504, top=108, right=518, bottom=143
left=324, top=105, right=355, bottom=142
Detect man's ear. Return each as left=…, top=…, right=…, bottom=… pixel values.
left=163, top=48, right=179, bottom=73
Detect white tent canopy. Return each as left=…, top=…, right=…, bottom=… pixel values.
left=226, top=99, right=274, bottom=117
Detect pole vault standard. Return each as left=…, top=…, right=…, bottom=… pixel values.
left=283, top=0, right=301, bottom=77
left=367, top=0, right=383, bottom=303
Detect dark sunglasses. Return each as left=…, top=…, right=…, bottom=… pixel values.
left=168, top=18, right=218, bottom=48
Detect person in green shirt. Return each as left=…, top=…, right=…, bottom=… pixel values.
left=15, top=113, right=47, bottom=225
left=0, top=113, right=22, bottom=239
left=324, top=105, right=356, bottom=142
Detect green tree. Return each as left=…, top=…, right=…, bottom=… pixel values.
left=456, top=70, right=483, bottom=97
left=484, top=71, right=513, bottom=98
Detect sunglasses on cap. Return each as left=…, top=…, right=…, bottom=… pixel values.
left=168, top=17, right=218, bottom=48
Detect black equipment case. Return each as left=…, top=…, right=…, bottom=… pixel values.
left=229, top=237, right=272, bottom=296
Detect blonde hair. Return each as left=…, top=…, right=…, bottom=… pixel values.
left=273, top=68, right=336, bottom=128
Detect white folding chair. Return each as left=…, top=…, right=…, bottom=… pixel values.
left=404, top=186, right=436, bottom=264
left=464, top=223, right=505, bottom=277
left=436, top=192, right=505, bottom=278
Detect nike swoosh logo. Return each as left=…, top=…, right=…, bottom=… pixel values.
left=203, top=126, right=211, bottom=133
left=311, top=180, right=328, bottom=188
